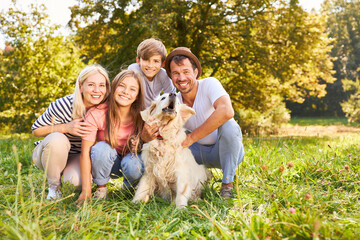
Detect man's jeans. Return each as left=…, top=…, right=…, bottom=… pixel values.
left=189, top=119, right=245, bottom=183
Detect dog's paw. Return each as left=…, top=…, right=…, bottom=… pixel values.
left=176, top=205, right=187, bottom=209
left=132, top=194, right=150, bottom=204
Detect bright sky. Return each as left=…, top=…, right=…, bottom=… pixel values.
left=0, top=0, right=324, bottom=49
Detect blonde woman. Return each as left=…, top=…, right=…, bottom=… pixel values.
left=77, top=69, right=145, bottom=202
left=32, top=64, right=110, bottom=200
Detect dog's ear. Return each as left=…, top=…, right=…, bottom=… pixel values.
left=180, top=104, right=196, bottom=124
left=140, top=102, right=157, bottom=122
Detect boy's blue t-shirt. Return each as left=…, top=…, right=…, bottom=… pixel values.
left=128, top=63, right=176, bottom=107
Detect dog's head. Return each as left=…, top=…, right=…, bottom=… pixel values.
left=141, top=93, right=195, bottom=130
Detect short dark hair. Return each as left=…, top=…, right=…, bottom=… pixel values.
left=170, top=55, right=197, bottom=71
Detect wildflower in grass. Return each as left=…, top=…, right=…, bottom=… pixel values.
left=261, top=164, right=268, bottom=171
left=304, top=193, right=311, bottom=200
left=314, top=220, right=321, bottom=233
left=355, top=174, right=358, bottom=177
left=348, top=153, right=351, bottom=158
left=344, top=165, right=349, bottom=170
left=289, top=208, right=296, bottom=214
left=279, top=165, right=285, bottom=172
left=287, top=162, right=294, bottom=168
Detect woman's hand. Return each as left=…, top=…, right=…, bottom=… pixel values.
left=129, top=135, right=141, bottom=153
left=65, top=118, right=93, bottom=137
left=75, top=189, right=92, bottom=204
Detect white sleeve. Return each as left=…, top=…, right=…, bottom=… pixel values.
left=205, top=77, right=229, bottom=105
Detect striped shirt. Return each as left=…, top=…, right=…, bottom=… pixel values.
left=32, top=95, right=82, bottom=154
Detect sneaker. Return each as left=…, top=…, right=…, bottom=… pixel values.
left=220, top=183, right=233, bottom=199
left=47, top=187, right=62, bottom=200
left=93, top=187, right=107, bottom=199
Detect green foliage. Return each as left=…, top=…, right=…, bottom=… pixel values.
left=341, top=77, right=360, bottom=123
left=1, top=133, right=359, bottom=239
left=69, top=0, right=335, bottom=134
left=0, top=4, right=85, bottom=132
left=324, top=0, right=360, bottom=81
left=237, top=95, right=290, bottom=136
left=291, top=0, right=360, bottom=117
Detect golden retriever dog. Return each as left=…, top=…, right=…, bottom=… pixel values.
left=132, top=93, right=210, bottom=207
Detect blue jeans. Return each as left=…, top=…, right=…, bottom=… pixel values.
left=90, top=141, right=144, bottom=188
left=189, top=119, right=245, bottom=184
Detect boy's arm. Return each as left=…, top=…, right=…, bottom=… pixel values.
left=140, top=123, right=159, bottom=143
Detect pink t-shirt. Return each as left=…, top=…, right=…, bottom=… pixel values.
left=83, top=103, right=135, bottom=155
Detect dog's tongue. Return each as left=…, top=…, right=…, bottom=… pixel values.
left=156, top=134, right=163, bottom=140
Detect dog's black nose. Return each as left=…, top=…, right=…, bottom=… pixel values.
left=169, top=93, right=176, bottom=98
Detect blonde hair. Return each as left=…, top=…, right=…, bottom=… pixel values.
left=137, top=38, right=167, bottom=62
left=105, top=70, right=145, bottom=153
left=72, top=64, right=110, bottom=119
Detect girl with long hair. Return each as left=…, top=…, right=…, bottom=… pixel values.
left=32, top=64, right=110, bottom=200
left=77, top=69, right=145, bottom=202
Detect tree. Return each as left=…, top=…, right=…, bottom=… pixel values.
left=324, top=0, right=360, bottom=118
left=289, top=0, right=360, bottom=117
left=70, top=0, right=335, bottom=134
left=0, top=4, right=85, bottom=132
left=341, top=69, right=360, bottom=123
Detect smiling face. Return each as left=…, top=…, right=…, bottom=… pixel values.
left=114, top=76, right=140, bottom=108
left=137, top=54, right=164, bottom=81
left=80, top=72, right=107, bottom=109
left=170, top=58, right=198, bottom=94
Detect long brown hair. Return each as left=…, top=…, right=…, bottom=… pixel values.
left=105, top=70, right=145, bottom=153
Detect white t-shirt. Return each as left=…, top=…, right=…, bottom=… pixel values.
left=128, top=63, right=176, bottom=107
left=179, top=77, right=229, bottom=145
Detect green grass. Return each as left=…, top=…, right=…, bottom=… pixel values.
left=289, top=117, right=358, bottom=126
left=0, top=133, right=359, bottom=239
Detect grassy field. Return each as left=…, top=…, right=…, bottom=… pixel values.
left=289, top=117, right=357, bottom=126
left=0, top=129, right=359, bottom=239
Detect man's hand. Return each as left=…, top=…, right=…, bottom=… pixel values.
left=141, top=123, right=159, bottom=143
left=66, top=118, right=93, bottom=137
left=181, top=133, right=195, bottom=148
